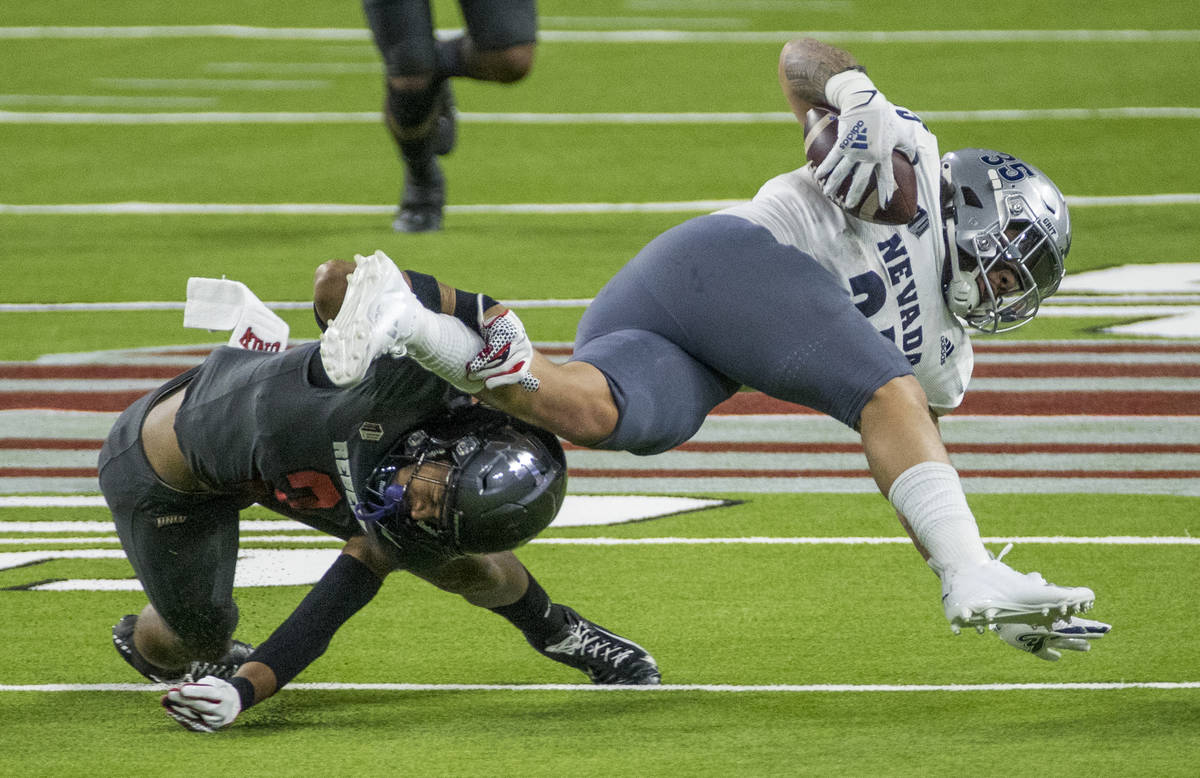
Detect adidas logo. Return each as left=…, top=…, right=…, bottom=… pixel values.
left=839, top=120, right=869, bottom=151
left=907, top=207, right=929, bottom=237
left=940, top=336, right=955, bottom=365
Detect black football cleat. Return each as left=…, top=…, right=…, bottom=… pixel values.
left=112, top=614, right=254, bottom=684
left=532, top=607, right=661, bottom=685
left=393, top=160, right=445, bottom=233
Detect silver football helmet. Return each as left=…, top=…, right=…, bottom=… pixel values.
left=941, top=148, right=1070, bottom=333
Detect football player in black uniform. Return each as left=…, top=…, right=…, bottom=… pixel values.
left=100, top=265, right=658, bottom=733
left=362, top=0, right=538, bottom=232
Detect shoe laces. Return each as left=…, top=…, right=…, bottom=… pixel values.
left=544, top=621, right=635, bottom=669
left=990, top=542, right=1047, bottom=584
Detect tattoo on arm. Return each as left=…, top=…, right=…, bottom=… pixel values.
left=780, top=37, right=862, bottom=107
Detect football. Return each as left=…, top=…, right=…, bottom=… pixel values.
left=803, top=107, right=920, bottom=225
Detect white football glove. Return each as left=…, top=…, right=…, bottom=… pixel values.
left=992, top=616, right=1111, bottom=662
left=467, top=303, right=540, bottom=392
left=814, top=70, right=920, bottom=211
left=161, top=675, right=242, bottom=733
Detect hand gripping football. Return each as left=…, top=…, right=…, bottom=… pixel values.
left=803, top=107, right=920, bottom=225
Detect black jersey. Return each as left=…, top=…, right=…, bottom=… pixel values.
left=174, top=342, right=456, bottom=538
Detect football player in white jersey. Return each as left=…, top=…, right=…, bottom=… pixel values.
left=318, top=38, right=1108, bottom=661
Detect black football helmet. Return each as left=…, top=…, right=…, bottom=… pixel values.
left=355, top=405, right=567, bottom=565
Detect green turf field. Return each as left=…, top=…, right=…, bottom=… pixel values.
left=2, top=1, right=1199, bottom=775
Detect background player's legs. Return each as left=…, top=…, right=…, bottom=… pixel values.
left=363, top=0, right=537, bottom=232
left=450, top=0, right=537, bottom=83
left=362, top=0, right=448, bottom=233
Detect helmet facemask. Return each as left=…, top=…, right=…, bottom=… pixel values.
left=355, top=407, right=567, bottom=564
left=942, top=150, right=1069, bottom=333
left=356, top=444, right=460, bottom=561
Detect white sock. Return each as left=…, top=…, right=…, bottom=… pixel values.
left=887, top=462, right=990, bottom=574
left=406, top=309, right=485, bottom=394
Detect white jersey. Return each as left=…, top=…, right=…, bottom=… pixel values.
left=716, top=123, right=974, bottom=414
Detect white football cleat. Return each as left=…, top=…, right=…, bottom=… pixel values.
left=940, top=556, right=1095, bottom=632
left=320, top=251, right=421, bottom=387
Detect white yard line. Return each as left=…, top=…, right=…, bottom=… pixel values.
left=93, top=77, right=329, bottom=91
left=2, top=681, right=1197, bottom=693
left=0, top=94, right=217, bottom=107
left=1, top=27, right=1199, bottom=43
left=1, top=528, right=1197, bottom=546
left=4, top=107, right=1200, bottom=124
left=203, top=62, right=382, bottom=74
left=1, top=195, right=1196, bottom=218
left=2, top=297, right=1200, bottom=315
left=6, top=375, right=1198, bottom=393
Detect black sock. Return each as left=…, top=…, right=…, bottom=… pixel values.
left=385, top=82, right=441, bottom=182
left=400, top=138, right=439, bottom=182
left=435, top=37, right=468, bottom=79
left=489, top=573, right=568, bottom=643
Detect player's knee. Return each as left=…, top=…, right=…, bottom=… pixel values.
left=377, top=37, right=437, bottom=84
left=384, top=77, right=442, bottom=134
left=386, top=73, right=435, bottom=94
left=313, top=260, right=354, bottom=323
left=559, top=411, right=617, bottom=449
left=862, top=375, right=931, bottom=422
left=173, top=608, right=238, bottom=661
left=476, top=43, right=535, bottom=83
left=341, top=535, right=395, bottom=579
left=417, top=555, right=508, bottom=597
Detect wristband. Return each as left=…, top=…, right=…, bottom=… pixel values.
left=454, top=289, right=500, bottom=333
left=405, top=270, right=443, bottom=312
left=229, top=675, right=256, bottom=710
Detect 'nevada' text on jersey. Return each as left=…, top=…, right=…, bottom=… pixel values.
left=876, top=233, right=923, bottom=365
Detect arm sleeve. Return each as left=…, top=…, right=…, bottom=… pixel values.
left=404, top=270, right=499, bottom=334
left=241, top=553, right=383, bottom=702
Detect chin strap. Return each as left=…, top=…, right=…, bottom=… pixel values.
left=943, top=203, right=980, bottom=318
